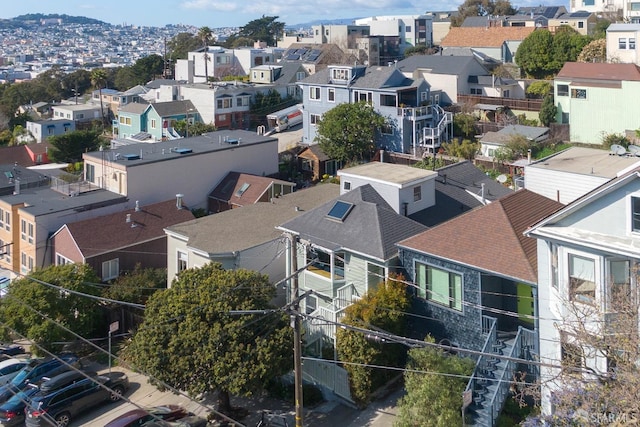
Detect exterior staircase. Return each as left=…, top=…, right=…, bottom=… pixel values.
left=418, top=104, right=453, bottom=154
left=464, top=317, right=538, bottom=426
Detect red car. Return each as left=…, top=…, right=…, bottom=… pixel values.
left=104, top=405, right=191, bottom=427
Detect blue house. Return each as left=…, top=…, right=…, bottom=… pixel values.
left=113, top=100, right=200, bottom=142
left=297, top=64, right=453, bottom=155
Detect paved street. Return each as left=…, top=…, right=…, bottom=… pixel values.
left=69, top=363, right=403, bottom=427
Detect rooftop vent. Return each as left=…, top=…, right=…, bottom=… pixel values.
left=174, top=148, right=193, bottom=154
left=122, top=153, right=140, bottom=161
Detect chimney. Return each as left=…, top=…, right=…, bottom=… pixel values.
left=294, top=206, right=301, bottom=212
left=527, top=149, right=532, bottom=164
left=176, top=194, right=184, bottom=209
left=13, top=178, right=20, bottom=195
left=481, top=183, right=486, bottom=204
left=135, top=200, right=141, bottom=212
left=126, top=213, right=131, bottom=223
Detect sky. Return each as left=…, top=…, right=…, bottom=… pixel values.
left=1, top=0, right=569, bottom=28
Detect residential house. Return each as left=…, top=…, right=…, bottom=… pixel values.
left=298, top=64, right=452, bottom=155
left=51, top=103, right=104, bottom=126
left=408, top=160, right=513, bottom=227
left=0, top=185, right=127, bottom=275
left=606, top=23, right=640, bottom=64
left=424, top=11, right=457, bottom=45
left=524, top=168, right=640, bottom=416
left=308, top=24, right=385, bottom=66
left=354, top=15, right=434, bottom=52
left=524, top=146, right=640, bottom=204
left=396, top=54, right=516, bottom=105
left=280, top=43, right=356, bottom=74
left=165, top=183, right=340, bottom=287
left=249, top=62, right=309, bottom=100
left=554, top=62, right=640, bottom=144
left=337, top=162, right=437, bottom=216
left=0, top=145, right=53, bottom=168
left=51, top=199, right=194, bottom=281
left=461, top=15, right=547, bottom=29
left=113, top=100, right=198, bottom=141
left=296, top=145, right=342, bottom=182
left=19, top=101, right=52, bottom=119
left=548, top=11, right=597, bottom=36
left=91, top=86, right=147, bottom=118
left=82, top=129, right=279, bottom=210
left=207, top=172, right=295, bottom=213
left=26, top=119, right=75, bottom=143
left=479, top=124, right=550, bottom=158
left=398, top=189, right=563, bottom=426
left=440, top=26, right=536, bottom=63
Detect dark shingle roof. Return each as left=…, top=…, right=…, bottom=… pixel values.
left=399, top=189, right=564, bottom=283
left=279, top=184, right=427, bottom=261
left=409, top=161, right=513, bottom=227
left=151, top=100, right=196, bottom=117
left=61, top=199, right=195, bottom=258
left=397, top=55, right=489, bottom=76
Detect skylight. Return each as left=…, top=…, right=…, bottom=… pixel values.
left=326, top=201, right=354, bottom=222
left=235, top=183, right=250, bottom=197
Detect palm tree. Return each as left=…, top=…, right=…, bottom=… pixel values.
left=91, top=68, right=108, bottom=130
left=197, top=27, right=213, bottom=83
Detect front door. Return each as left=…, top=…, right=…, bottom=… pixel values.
left=517, top=283, right=534, bottom=326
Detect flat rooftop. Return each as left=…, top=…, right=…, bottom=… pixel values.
left=2, top=187, right=126, bottom=217
left=84, top=129, right=277, bottom=167
left=338, top=162, right=437, bottom=187
left=527, top=146, right=640, bottom=178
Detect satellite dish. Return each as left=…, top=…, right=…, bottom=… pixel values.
left=610, top=144, right=627, bottom=156
left=629, top=145, right=640, bottom=156
left=497, top=174, right=507, bottom=184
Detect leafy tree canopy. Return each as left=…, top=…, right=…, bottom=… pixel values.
left=577, top=38, right=607, bottom=63
left=453, top=113, right=478, bottom=140
left=315, top=101, right=386, bottom=164
left=494, top=134, right=533, bottom=162
left=443, top=138, right=479, bottom=161
left=167, top=32, right=201, bottom=60
left=538, top=94, right=557, bottom=127
left=237, top=16, right=285, bottom=47
left=451, top=0, right=516, bottom=26
left=48, top=129, right=104, bottom=163
left=395, top=338, right=475, bottom=427
left=336, top=275, right=410, bottom=406
left=525, top=81, right=552, bottom=98
left=121, top=263, right=292, bottom=413
left=515, top=29, right=555, bottom=79
left=0, top=264, right=105, bottom=353
left=101, top=264, right=166, bottom=306
left=403, top=45, right=439, bottom=58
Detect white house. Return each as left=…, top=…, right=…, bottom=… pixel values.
left=607, top=23, right=640, bottom=64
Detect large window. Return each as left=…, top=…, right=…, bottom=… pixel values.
left=550, top=243, right=559, bottom=290
left=328, top=88, right=335, bottom=102
left=310, top=114, right=321, bottom=125
left=307, top=248, right=344, bottom=279
left=102, top=258, right=119, bottom=281
left=619, top=38, right=627, bottom=50
left=20, top=220, right=33, bottom=244
left=413, top=186, right=422, bottom=202
left=217, top=98, right=232, bottom=109
left=571, top=88, right=587, bottom=99
left=607, top=259, right=631, bottom=310
left=353, top=91, right=372, bottom=103
left=56, top=254, right=73, bottom=266
left=86, top=164, right=95, bottom=183
left=416, top=263, right=462, bottom=311
left=632, top=196, right=640, bottom=232
left=557, top=84, right=569, bottom=97
left=569, top=254, right=595, bottom=304
left=367, top=263, right=385, bottom=288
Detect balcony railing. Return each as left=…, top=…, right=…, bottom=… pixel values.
left=458, top=94, right=543, bottom=112
left=397, top=105, right=433, bottom=119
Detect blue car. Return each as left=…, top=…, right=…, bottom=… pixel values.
left=0, top=354, right=79, bottom=405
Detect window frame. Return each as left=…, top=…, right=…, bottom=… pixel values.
left=568, top=253, right=596, bottom=305
left=310, top=114, right=321, bottom=125
left=557, top=84, right=569, bottom=97
left=415, top=262, right=463, bottom=311
left=413, top=186, right=422, bottom=202
left=102, top=258, right=119, bottom=281
left=309, top=86, right=321, bottom=101
left=177, top=250, right=188, bottom=273
left=328, top=88, right=335, bottom=102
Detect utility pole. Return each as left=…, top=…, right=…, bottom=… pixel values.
left=289, top=233, right=304, bottom=427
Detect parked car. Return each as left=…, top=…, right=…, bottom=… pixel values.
left=0, top=359, right=29, bottom=387
left=104, top=405, right=191, bottom=427
left=0, top=344, right=26, bottom=358
left=0, top=354, right=79, bottom=405
left=0, top=369, right=91, bottom=427
left=141, top=416, right=208, bottom=427
left=25, top=371, right=129, bottom=426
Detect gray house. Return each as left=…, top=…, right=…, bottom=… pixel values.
left=298, top=64, right=453, bottom=155
left=26, top=119, right=75, bottom=143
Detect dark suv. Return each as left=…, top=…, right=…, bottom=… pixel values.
left=25, top=371, right=129, bottom=427
left=0, top=354, right=79, bottom=405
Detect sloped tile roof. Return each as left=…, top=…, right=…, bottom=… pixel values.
left=0, top=146, right=36, bottom=167
left=63, top=199, right=195, bottom=258
left=399, top=189, right=563, bottom=283
left=279, top=184, right=428, bottom=261
left=441, top=26, right=536, bottom=47
left=209, top=172, right=294, bottom=206
left=556, top=62, right=640, bottom=82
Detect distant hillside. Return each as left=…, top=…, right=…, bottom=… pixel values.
left=287, top=17, right=362, bottom=29
left=0, top=13, right=106, bottom=29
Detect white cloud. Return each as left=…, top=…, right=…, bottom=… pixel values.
left=182, top=0, right=239, bottom=12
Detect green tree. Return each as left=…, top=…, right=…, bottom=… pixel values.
left=403, top=45, right=438, bottom=57
left=132, top=54, right=164, bottom=84
left=601, top=132, right=630, bottom=149
left=197, top=27, right=213, bottom=83
left=593, top=18, right=611, bottom=39
left=395, top=338, right=475, bottom=427
left=577, top=38, right=607, bottom=63
left=48, top=130, right=103, bottom=163
left=526, top=81, right=552, bottom=99
left=453, top=113, right=478, bottom=139
left=101, top=264, right=166, bottom=305
left=114, top=66, right=139, bottom=91
left=539, top=94, right=557, bottom=127
left=0, top=264, right=105, bottom=353
left=91, top=68, right=108, bottom=128
left=442, top=138, right=479, bottom=161
left=515, top=29, right=554, bottom=79
left=451, top=0, right=516, bottom=26
left=336, top=275, right=410, bottom=406
left=495, top=134, right=532, bottom=162
left=238, top=15, right=285, bottom=46
left=315, top=102, right=386, bottom=164
left=167, top=32, right=201, bottom=60
left=549, top=26, right=591, bottom=72
left=121, top=263, right=292, bottom=414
